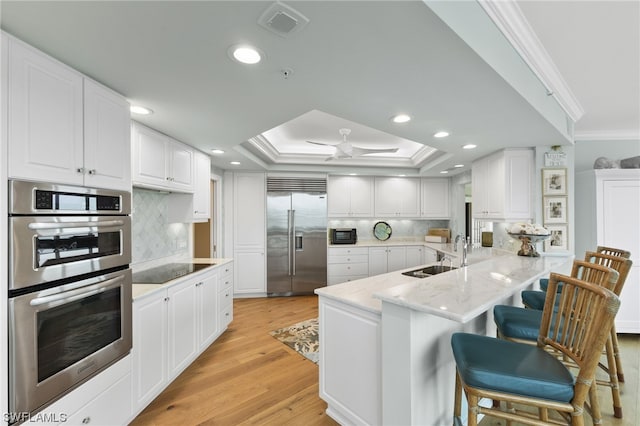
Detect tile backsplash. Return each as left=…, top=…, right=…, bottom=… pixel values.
left=132, top=188, right=190, bottom=264
left=329, top=219, right=450, bottom=242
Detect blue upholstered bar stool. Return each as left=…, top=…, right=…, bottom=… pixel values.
left=452, top=271, right=620, bottom=426
left=496, top=256, right=632, bottom=420
left=522, top=247, right=631, bottom=385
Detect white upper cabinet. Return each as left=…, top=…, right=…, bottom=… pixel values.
left=420, top=178, right=450, bottom=218
left=328, top=175, right=374, bottom=217
left=131, top=121, right=194, bottom=193
left=192, top=151, right=211, bottom=220
left=472, top=149, right=533, bottom=221
left=374, top=177, right=420, bottom=217
left=83, top=79, right=132, bottom=191
left=5, top=34, right=130, bottom=190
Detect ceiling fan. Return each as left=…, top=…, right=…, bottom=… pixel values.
left=306, top=128, right=399, bottom=160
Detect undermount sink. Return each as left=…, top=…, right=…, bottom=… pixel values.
left=401, top=265, right=457, bottom=278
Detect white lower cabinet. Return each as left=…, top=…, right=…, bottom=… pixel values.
left=405, top=246, right=425, bottom=268
left=368, top=246, right=407, bottom=276
left=319, top=297, right=381, bottom=425
left=24, top=356, right=132, bottom=426
left=131, top=262, right=233, bottom=418
left=327, top=247, right=369, bottom=285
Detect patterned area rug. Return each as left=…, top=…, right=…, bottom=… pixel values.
left=269, top=318, right=319, bottom=364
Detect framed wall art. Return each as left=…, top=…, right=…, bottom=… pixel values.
left=543, top=196, right=568, bottom=223
left=544, top=224, right=568, bottom=252
left=542, top=168, right=567, bottom=196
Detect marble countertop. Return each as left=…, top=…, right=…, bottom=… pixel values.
left=132, top=258, right=233, bottom=300
left=315, top=253, right=572, bottom=322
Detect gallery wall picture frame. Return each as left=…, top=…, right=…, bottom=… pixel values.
left=543, top=196, right=568, bottom=223
left=542, top=168, right=568, bottom=196
left=545, top=224, right=569, bottom=252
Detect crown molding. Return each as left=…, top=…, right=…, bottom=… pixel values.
left=574, top=130, right=640, bottom=141
left=478, top=0, right=585, bottom=122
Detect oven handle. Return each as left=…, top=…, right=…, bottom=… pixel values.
left=28, top=220, right=125, bottom=230
left=29, top=275, right=124, bottom=307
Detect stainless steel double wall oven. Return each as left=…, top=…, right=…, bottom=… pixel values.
left=8, top=180, right=133, bottom=417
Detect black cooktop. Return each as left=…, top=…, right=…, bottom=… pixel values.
left=132, top=263, right=212, bottom=284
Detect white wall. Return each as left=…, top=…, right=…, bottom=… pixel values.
left=574, top=139, right=640, bottom=172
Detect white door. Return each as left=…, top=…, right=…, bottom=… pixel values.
left=368, top=247, right=388, bottom=276
left=193, top=152, right=211, bottom=219
left=234, top=251, right=266, bottom=294
left=168, top=141, right=194, bottom=192
left=386, top=247, right=407, bottom=272
left=198, top=272, right=219, bottom=349
left=7, top=37, right=84, bottom=185
left=132, top=123, right=169, bottom=188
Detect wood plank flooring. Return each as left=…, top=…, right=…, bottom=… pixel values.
left=131, top=296, right=639, bottom=426
left=130, top=296, right=338, bottom=426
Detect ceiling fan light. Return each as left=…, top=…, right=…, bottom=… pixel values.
left=391, top=114, right=411, bottom=124
left=433, top=131, right=449, bottom=138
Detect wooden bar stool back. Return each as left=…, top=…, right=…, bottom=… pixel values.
left=452, top=272, right=620, bottom=426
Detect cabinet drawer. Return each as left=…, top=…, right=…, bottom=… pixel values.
left=219, top=285, right=233, bottom=311
left=328, top=274, right=368, bottom=285
left=220, top=306, right=233, bottom=328
left=328, top=262, right=368, bottom=276
left=66, top=373, right=132, bottom=426
left=328, top=247, right=368, bottom=256
left=328, top=253, right=369, bottom=264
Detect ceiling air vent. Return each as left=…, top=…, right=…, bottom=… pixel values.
left=258, top=2, right=309, bottom=38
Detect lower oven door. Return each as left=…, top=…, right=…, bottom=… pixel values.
left=9, top=268, right=132, bottom=415
left=9, top=215, right=131, bottom=290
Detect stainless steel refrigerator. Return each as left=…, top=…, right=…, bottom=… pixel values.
left=267, top=179, right=327, bottom=296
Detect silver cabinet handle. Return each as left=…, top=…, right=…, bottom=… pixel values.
left=88, top=169, right=96, bottom=175
left=77, top=167, right=85, bottom=174
left=28, top=220, right=124, bottom=230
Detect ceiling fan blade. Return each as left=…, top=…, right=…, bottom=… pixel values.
left=352, top=147, right=399, bottom=156
left=306, top=140, right=339, bottom=146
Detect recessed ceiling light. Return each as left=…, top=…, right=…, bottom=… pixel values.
left=454, top=164, right=464, bottom=168
left=398, top=174, right=406, bottom=177
left=229, top=45, right=262, bottom=64
left=230, top=161, right=241, bottom=165
left=349, top=173, right=358, bottom=176
left=440, top=170, right=449, bottom=174
left=462, top=144, right=477, bottom=150
left=391, top=114, right=411, bottom=124
left=433, top=131, right=449, bottom=138
left=130, top=105, right=153, bottom=115
left=211, top=149, right=225, bottom=155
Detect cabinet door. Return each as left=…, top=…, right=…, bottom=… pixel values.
left=503, top=149, right=533, bottom=219
left=471, top=158, right=488, bottom=217
left=348, top=176, right=375, bottom=217
left=197, top=272, right=219, bottom=349
left=193, top=151, right=211, bottom=220
left=486, top=152, right=505, bottom=218
left=602, top=179, right=640, bottom=332
left=368, top=247, right=388, bottom=276
left=167, top=281, right=199, bottom=380
left=375, top=177, right=420, bottom=217
left=132, top=292, right=168, bottom=411
left=421, top=178, right=450, bottom=218
left=234, top=173, right=266, bottom=249
left=168, top=141, right=194, bottom=192
left=327, top=176, right=353, bottom=217
left=386, top=246, right=407, bottom=272
left=84, top=79, right=131, bottom=191
left=7, top=37, right=84, bottom=185
left=66, top=373, right=132, bottom=426
left=132, top=122, right=169, bottom=188
left=234, top=251, right=266, bottom=294
left=424, top=247, right=438, bottom=264
left=405, top=246, right=424, bottom=268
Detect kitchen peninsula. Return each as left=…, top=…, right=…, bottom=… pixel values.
left=315, top=249, right=572, bottom=425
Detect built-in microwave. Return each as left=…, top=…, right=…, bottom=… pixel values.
left=330, top=228, right=357, bottom=245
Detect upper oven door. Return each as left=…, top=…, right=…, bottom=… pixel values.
left=10, top=215, right=132, bottom=290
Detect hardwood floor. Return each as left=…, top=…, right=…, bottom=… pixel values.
left=130, top=296, right=338, bottom=426
left=131, top=296, right=639, bottom=426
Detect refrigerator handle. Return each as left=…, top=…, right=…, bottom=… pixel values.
left=291, top=209, right=296, bottom=276
left=287, top=209, right=292, bottom=276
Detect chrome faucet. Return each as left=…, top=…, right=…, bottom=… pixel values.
left=461, top=237, right=469, bottom=267
left=454, top=234, right=463, bottom=252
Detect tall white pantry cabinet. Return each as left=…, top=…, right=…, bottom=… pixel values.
left=575, top=169, right=640, bottom=333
